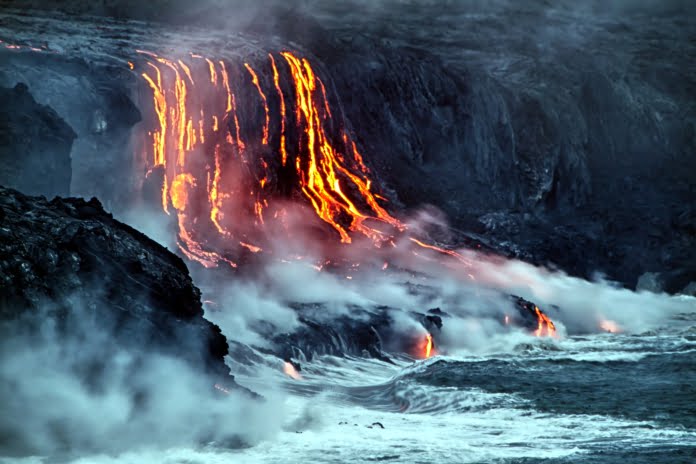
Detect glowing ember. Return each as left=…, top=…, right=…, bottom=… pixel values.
left=283, top=362, right=302, bottom=380
left=599, top=319, right=621, bottom=333
left=533, top=306, right=557, bottom=337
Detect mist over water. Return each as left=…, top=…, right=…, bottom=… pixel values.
left=0, top=302, right=285, bottom=458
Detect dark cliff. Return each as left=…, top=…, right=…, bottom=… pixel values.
left=0, top=82, right=75, bottom=197
left=254, top=1, right=696, bottom=290
left=0, top=185, right=232, bottom=380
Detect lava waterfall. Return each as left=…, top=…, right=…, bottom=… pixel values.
left=135, top=50, right=404, bottom=269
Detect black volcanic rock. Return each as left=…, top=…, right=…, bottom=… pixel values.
left=0, top=50, right=142, bottom=209
left=0, top=185, right=237, bottom=384
left=267, top=306, right=394, bottom=363
left=0, top=83, right=75, bottom=197
left=297, top=3, right=696, bottom=288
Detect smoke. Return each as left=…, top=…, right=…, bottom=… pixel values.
left=123, top=188, right=696, bottom=365
left=5, top=201, right=686, bottom=458
left=204, top=278, right=301, bottom=348
left=461, top=252, right=696, bottom=334
left=0, top=297, right=284, bottom=457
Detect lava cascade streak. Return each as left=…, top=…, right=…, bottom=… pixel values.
left=423, top=333, right=436, bottom=358
left=534, top=306, right=557, bottom=337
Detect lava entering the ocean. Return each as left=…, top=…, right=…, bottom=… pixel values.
left=533, top=306, right=557, bottom=337
left=423, top=333, right=436, bottom=358
left=133, top=48, right=558, bottom=339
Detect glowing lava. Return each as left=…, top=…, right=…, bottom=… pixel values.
left=280, top=51, right=404, bottom=244
left=283, top=362, right=303, bottom=380
left=133, top=48, right=560, bottom=338
left=421, top=333, right=436, bottom=359
left=533, top=306, right=557, bottom=337
left=137, top=49, right=406, bottom=267
left=599, top=319, right=621, bottom=333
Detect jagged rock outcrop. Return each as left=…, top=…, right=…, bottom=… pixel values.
left=0, top=186, right=260, bottom=456
left=0, top=50, right=141, bottom=209
left=0, top=185, right=237, bottom=383
left=0, top=83, right=75, bottom=197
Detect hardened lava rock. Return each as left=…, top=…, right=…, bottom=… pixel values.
left=0, top=83, right=75, bottom=197
left=0, top=186, right=244, bottom=389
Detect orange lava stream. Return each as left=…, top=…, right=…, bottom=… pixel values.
left=409, top=237, right=473, bottom=267
left=219, top=60, right=245, bottom=149
left=269, top=53, right=288, bottom=165
left=534, top=306, right=557, bottom=337
left=205, top=58, right=218, bottom=85
left=209, top=144, right=227, bottom=236
left=244, top=63, right=270, bottom=145
left=281, top=51, right=404, bottom=244
left=138, top=48, right=407, bottom=263
left=423, top=333, right=435, bottom=358
left=141, top=63, right=167, bottom=167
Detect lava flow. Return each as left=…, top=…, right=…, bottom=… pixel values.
left=423, top=333, right=436, bottom=358
left=133, top=48, right=558, bottom=338
left=533, top=306, right=557, bottom=337
left=136, top=49, right=405, bottom=268
left=283, top=361, right=303, bottom=380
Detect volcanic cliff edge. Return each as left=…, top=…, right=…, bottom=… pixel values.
left=0, top=184, right=244, bottom=391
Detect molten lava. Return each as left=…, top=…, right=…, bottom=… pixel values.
left=280, top=51, right=404, bottom=244
left=533, top=306, right=557, bottom=337
left=133, top=48, right=560, bottom=338
left=283, top=361, right=303, bottom=380
left=599, top=319, right=621, bottom=333
left=421, top=333, right=436, bottom=359
left=136, top=50, right=409, bottom=267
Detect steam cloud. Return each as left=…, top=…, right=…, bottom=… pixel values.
left=0, top=297, right=284, bottom=457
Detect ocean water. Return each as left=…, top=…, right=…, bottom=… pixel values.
left=12, top=322, right=693, bottom=464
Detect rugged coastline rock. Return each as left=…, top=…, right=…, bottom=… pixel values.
left=0, top=83, right=75, bottom=197
left=0, top=185, right=239, bottom=385
left=262, top=2, right=696, bottom=289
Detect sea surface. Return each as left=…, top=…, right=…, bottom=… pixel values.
left=12, top=318, right=693, bottom=464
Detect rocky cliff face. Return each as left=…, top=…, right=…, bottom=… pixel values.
left=0, top=185, right=263, bottom=454
left=0, top=47, right=141, bottom=208
left=0, top=185, right=231, bottom=380
left=258, top=1, right=696, bottom=289
left=0, top=83, right=75, bottom=197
